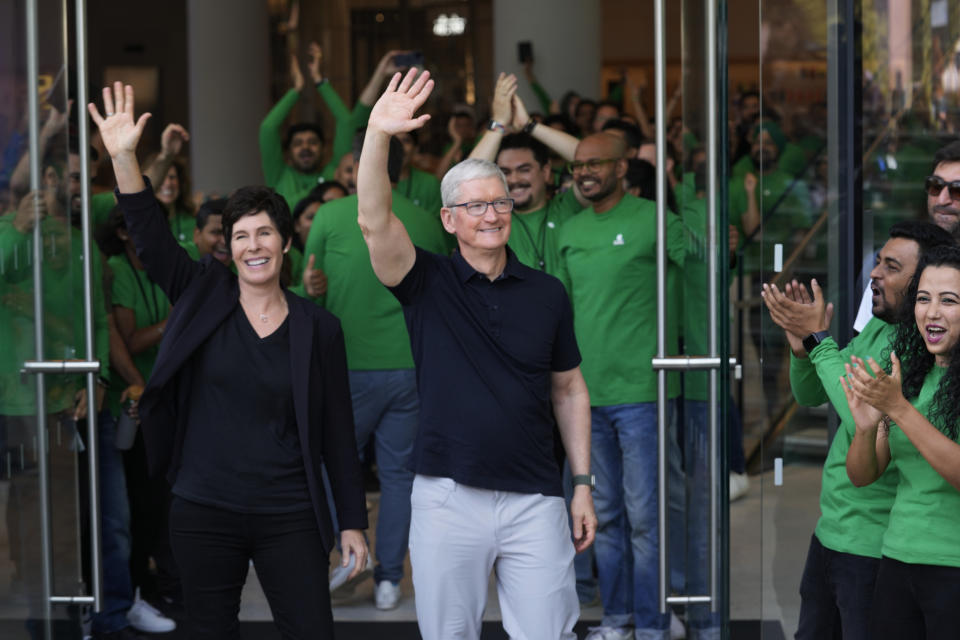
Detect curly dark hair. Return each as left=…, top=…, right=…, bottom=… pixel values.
left=887, top=244, right=960, bottom=439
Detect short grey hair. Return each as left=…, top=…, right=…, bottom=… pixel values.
left=440, top=158, right=509, bottom=207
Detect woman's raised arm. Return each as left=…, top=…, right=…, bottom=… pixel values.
left=87, top=82, right=151, bottom=194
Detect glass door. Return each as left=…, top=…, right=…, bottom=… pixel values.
left=1, top=0, right=102, bottom=637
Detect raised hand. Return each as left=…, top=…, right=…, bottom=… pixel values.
left=290, top=54, right=305, bottom=92
left=13, top=190, right=48, bottom=234
left=307, top=42, right=323, bottom=83
left=744, top=172, right=758, bottom=195
left=491, top=72, right=517, bottom=125
left=367, top=68, right=434, bottom=137
left=302, top=254, right=328, bottom=297
left=160, top=123, right=190, bottom=158
left=510, top=93, right=531, bottom=130
left=87, top=82, right=151, bottom=160
left=40, top=100, right=72, bottom=142
left=761, top=278, right=832, bottom=338
left=376, top=50, right=404, bottom=77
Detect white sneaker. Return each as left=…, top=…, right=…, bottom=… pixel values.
left=670, top=610, right=687, bottom=639
left=584, top=626, right=634, bottom=640
left=127, top=588, right=176, bottom=633
left=329, top=552, right=374, bottom=596
left=374, top=580, right=401, bottom=610
left=729, top=472, right=750, bottom=502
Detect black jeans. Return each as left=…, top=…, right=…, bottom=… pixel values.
left=795, top=534, right=879, bottom=640
left=872, top=555, right=960, bottom=639
left=169, top=497, right=333, bottom=639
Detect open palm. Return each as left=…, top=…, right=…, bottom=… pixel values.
left=87, top=82, right=151, bottom=159
left=368, top=68, right=434, bottom=136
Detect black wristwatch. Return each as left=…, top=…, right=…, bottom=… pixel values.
left=572, top=474, right=596, bottom=491
left=802, top=330, right=831, bottom=354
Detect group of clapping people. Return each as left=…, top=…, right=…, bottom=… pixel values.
left=3, top=32, right=957, bottom=640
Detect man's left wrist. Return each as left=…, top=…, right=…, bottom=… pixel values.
left=572, top=473, right=595, bottom=491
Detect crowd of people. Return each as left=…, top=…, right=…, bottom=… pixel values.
left=1, top=35, right=959, bottom=640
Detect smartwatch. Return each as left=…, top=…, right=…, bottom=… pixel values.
left=487, top=119, right=506, bottom=134
left=572, top=474, right=596, bottom=491
left=802, top=330, right=831, bottom=354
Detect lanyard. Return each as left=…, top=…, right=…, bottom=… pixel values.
left=511, top=211, right=547, bottom=270
left=124, top=253, right=160, bottom=325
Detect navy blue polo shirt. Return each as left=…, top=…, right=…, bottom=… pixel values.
left=389, top=246, right=581, bottom=497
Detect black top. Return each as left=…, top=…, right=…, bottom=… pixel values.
left=389, top=247, right=581, bottom=497
left=173, top=306, right=312, bottom=513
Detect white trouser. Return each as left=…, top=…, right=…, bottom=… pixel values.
left=409, top=474, right=579, bottom=640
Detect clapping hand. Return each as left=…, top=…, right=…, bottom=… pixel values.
left=841, top=353, right=904, bottom=418
left=491, top=72, right=517, bottom=125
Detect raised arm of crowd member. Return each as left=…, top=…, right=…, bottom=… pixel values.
left=307, top=42, right=359, bottom=180
left=522, top=60, right=553, bottom=114
left=356, top=50, right=405, bottom=114
left=511, top=93, right=578, bottom=162
left=357, top=69, right=433, bottom=286
left=144, top=123, right=190, bottom=193
left=433, top=116, right=465, bottom=181
left=624, top=75, right=655, bottom=142
left=260, top=53, right=306, bottom=187
left=9, top=100, right=71, bottom=197
left=740, top=172, right=760, bottom=236
left=468, top=72, right=517, bottom=162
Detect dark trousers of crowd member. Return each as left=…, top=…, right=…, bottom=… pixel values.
left=870, top=556, right=960, bottom=639
left=168, top=496, right=334, bottom=639
left=123, top=430, right=180, bottom=605
left=795, top=534, right=878, bottom=640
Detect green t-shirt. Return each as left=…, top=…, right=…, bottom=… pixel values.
left=287, top=245, right=305, bottom=288
left=396, top=168, right=442, bottom=217
left=107, top=253, right=170, bottom=412
left=0, top=214, right=109, bottom=415
left=301, top=192, right=448, bottom=370
left=557, top=193, right=686, bottom=405
left=729, top=168, right=812, bottom=275
left=508, top=189, right=581, bottom=277
left=883, top=365, right=960, bottom=567
left=179, top=240, right=201, bottom=261
left=789, top=316, right=898, bottom=558
left=92, top=191, right=116, bottom=228
left=259, top=84, right=370, bottom=210
left=168, top=207, right=195, bottom=244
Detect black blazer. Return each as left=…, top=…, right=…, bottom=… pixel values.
left=117, top=182, right=367, bottom=553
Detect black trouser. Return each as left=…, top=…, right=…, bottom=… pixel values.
left=871, top=556, right=960, bottom=640
left=169, top=496, right=333, bottom=640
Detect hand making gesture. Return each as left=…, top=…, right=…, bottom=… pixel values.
left=87, top=82, right=150, bottom=193
left=367, top=68, right=434, bottom=137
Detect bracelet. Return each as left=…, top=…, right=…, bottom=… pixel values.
left=487, top=119, right=506, bottom=134
left=522, top=119, right=537, bottom=135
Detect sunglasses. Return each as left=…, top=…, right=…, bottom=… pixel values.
left=924, top=175, right=960, bottom=201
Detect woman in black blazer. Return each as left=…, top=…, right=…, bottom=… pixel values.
left=89, top=83, right=368, bottom=639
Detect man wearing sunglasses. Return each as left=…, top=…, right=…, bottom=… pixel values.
left=556, top=132, right=687, bottom=640
left=357, top=69, right=596, bottom=640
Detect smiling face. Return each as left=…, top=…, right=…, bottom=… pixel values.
left=869, top=237, right=921, bottom=323
left=194, top=213, right=229, bottom=265
left=230, top=211, right=290, bottom=287
left=928, top=161, right=960, bottom=236
left=573, top=135, right=626, bottom=206
left=496, top=148, right=550, bottom=212
left=915, top=265, right=960, bottom=367
left=157, top=165, right=180, bottom=206
left=289, top=130, right=322, bottom=173
left=334, top=153, right=356, bottom=194
left=294, top=201, right=323, bottom=247
left=440, top=176, right=511, bottom=254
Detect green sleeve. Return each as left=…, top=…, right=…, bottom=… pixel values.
left=666, top=211, right=686, bottom=267
left=790, top=336, right=862, bottom=420
left=789, top=350, right=830, bottom=407
left=607, top=83, right=623, bottom=105
left=259, top=89, right=301, bottom=187
left=91, top=248, right=110, bottom=383
left=316, top=82, right=358, bottom=178
left=530, top=81, right=552, bottom=114
left=91, top=192, right=116, bottom=229
left=0, top=217, right=30, bottom=280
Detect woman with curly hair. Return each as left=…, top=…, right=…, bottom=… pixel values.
left=842, top=243, right=960, bottom=639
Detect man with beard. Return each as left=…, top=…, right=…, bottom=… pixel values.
left=853, top=140, right=960, bottom=332
left=333, top=151, right=356, bottom=195
left=762, top=221, right=953, bottom=640
left=468, top=74, right=585, bottom=276
left=181, top=198, right=231, bottom=266
left=556, top=132, right=686, bottom=640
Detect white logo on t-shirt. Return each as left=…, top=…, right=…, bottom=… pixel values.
left=613, top=233, right=625, bottom=246
left=547, top=221, right=555, bottom=229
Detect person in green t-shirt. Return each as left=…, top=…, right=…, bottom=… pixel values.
left=843, top=243, right=960, bottom=637
left=764, top=221, right=953, bottom=639
left=468, top=75, right=586, bottom=277
left=177, top=197, right=231, bottom=267
left=142, top=123, right=196, bottom=243
left=299, top=133, right=447, bottom=610
left=395, top=129, right=443, bottom=217
left=557, top=132, right=686, bottom=639
left=260, top=44, right=405, bottom=209
left=286, top=182, right=347, bottom=294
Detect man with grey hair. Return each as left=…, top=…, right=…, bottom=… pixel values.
left=357, top=68, right=597, bottom=640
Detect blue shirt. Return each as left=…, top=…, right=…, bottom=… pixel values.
left=389, top=247, right=581, bottom=496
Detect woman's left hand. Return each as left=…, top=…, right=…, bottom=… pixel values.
left=845, top=352, right=904, bottom=416
left=339, top=529, right=368, bottom=579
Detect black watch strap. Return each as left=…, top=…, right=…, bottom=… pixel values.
left=802, top=330, right=831, bottom=354
left=572, top=474, right=596, bottom=491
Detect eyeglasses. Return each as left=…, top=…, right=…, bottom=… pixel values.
left=450, top=198, right=515, bottom=216
left=925, top=175, right=960, bottom=201
left=567, top=158, right=618, bottom=173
